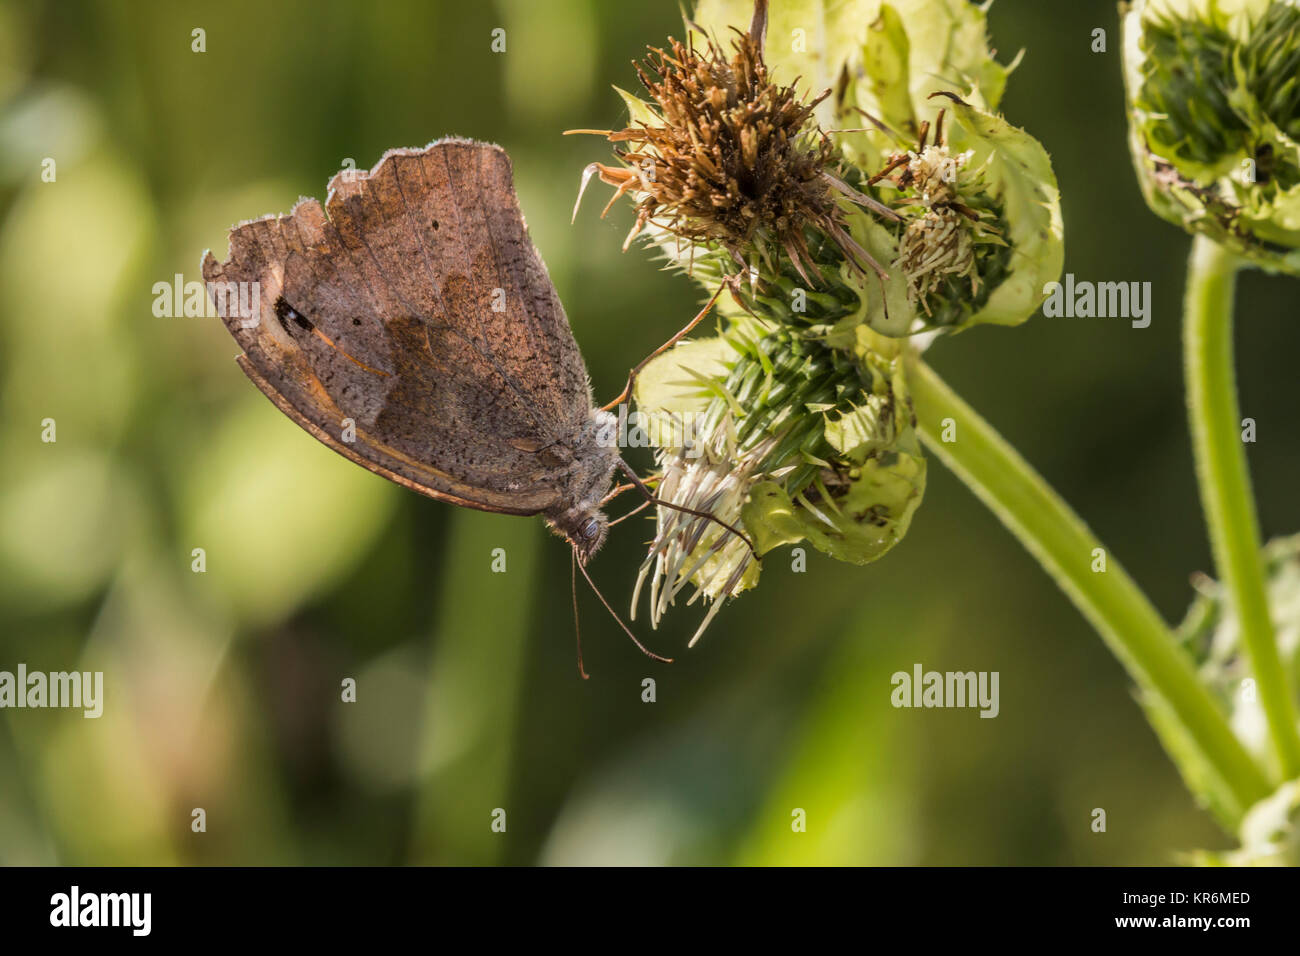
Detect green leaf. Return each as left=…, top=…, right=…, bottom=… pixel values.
left=858, top=3, right=914, bottom=137
left=822, top=394, right=887, bottom=461
left=884, top=0, right=1015, bottom=116
left=944, top=96, right=1065, bottom=327
left=634, top=335, right=735, bottom=418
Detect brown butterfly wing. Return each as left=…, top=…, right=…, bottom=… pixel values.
left=201, top=138, right=595, bottom=516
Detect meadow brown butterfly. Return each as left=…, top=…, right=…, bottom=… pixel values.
left=202, top=139, right=626, bottom=556
left=202, top=138, right=750, bottom=669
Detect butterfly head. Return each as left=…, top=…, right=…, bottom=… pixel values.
left=552, top=507, right=609, bottom=566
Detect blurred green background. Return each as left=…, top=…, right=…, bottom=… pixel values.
left=2, top=0, right=1298, bottom=865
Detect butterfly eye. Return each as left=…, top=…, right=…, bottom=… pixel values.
left=581, top=517, right=600, bottom=541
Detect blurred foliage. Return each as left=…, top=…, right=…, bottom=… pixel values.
left=2, top=0, right=1299, bottom=865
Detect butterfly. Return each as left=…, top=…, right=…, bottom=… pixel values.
left=202, top=138, right=746, bottom=672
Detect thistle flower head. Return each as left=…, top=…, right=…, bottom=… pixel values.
left=682, top=0, right=1060, bottom=335
left=901, top=144, right=976, bottom=207
left=633, top=321, right=925, bottom=641
left=1123, top=0, right=1300, bottom=272
left=896, top=205, right=980, bottom=312
left=573, top=1, right=897, bottom=285
left=866, top=113, right=1009, bottom=320
left=633, top=412, right=770, bottom=643
left=579, top=0, right=1054, bottom=637
left=619, top=31, right=834, bottom=268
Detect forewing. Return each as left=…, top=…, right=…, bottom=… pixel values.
left=201, top=138, right=593, bottom=515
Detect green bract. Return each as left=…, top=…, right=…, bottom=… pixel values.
left=1123, top=0, right=1300, bottom=273
left=1189, top=778, right=1300, bottom=865
left=632, top=321, right=925, bottom=641
left=1162, top=533, right=1300, bottom=832
left=1178, top=533, right=1300, bottom=760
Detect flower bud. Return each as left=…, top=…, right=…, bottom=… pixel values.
left=1123, top=0, right=1300, bottom=272
left=632, top=320, right=925, bottom=642
left=1171, top=532, right=1300, bottom=832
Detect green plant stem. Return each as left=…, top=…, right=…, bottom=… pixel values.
left=1184, top=234, right=1300, bottom=780
left=906, top=354, right=1271, bottom=816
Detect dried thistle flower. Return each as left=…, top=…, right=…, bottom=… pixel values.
left=571, top=0, right=897, bottom=285
left=896, top=205, right=979, bottom=311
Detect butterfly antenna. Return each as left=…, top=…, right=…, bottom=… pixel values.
left=575, top=550, right=674, bottom=664
left=571, top=551, right=590, bottom=680
left=616, top=459, right=759, bottom=559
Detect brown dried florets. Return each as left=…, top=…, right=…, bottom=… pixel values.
left=573, top=0, right=896, bottom=285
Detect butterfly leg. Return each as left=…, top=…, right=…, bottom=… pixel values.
left=615, top=458, right=758, bottom=559
left=607, top=497, right=653, bottom=529
left=600, top=282, right=727, bottom=413
left=600, top=481, right=637, bottom=506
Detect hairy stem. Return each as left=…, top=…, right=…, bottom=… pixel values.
left=907, top=354, right=1271, bottom=819
left=1184, top=234, right=1300, bottom=779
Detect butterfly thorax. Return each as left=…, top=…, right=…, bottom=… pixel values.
left=544, top=408, right=621, bottom=564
